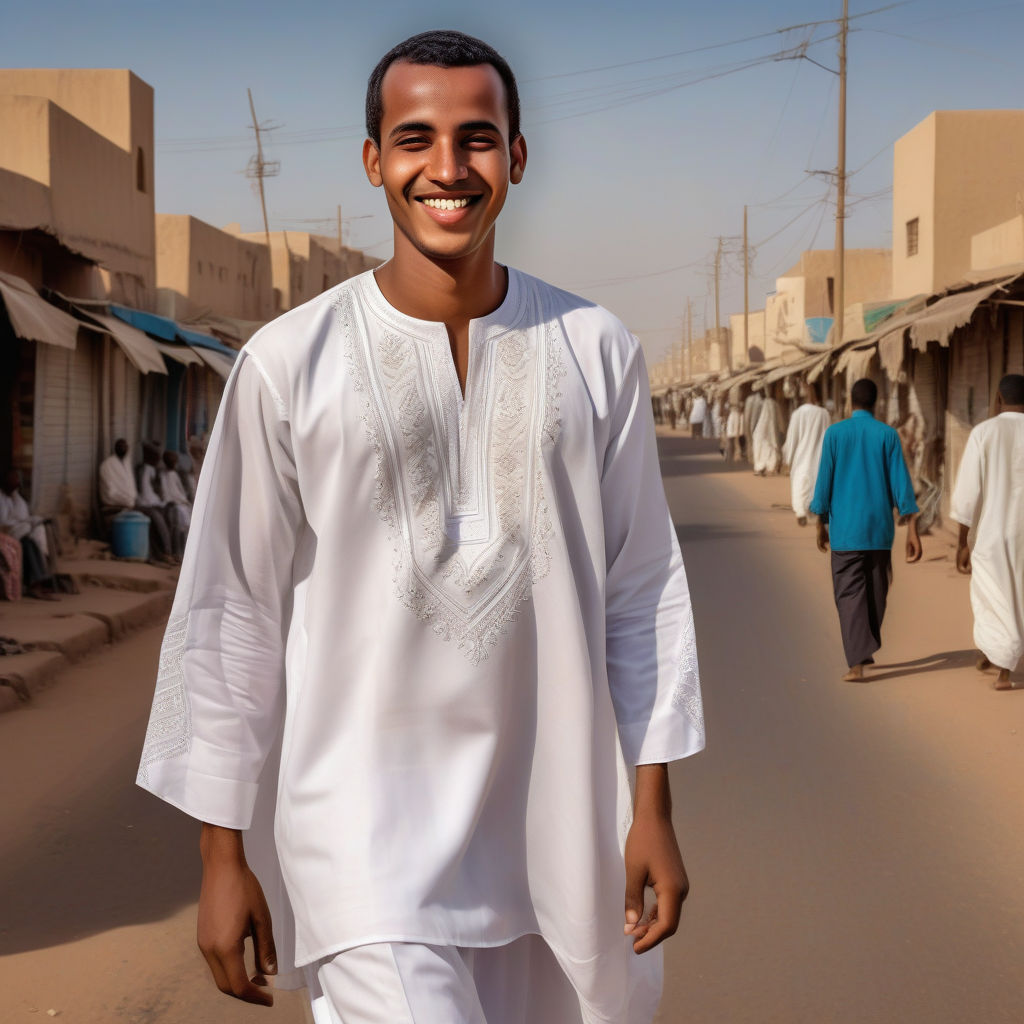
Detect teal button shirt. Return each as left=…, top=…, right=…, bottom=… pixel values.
left=809, top=410, right=918, bottom=551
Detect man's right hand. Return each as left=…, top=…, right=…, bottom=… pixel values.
left=197, top=823, right=277, bottom=1006
left=956, top=542, right=971, bottom=575
left=816, top=520, right=829, bottom=553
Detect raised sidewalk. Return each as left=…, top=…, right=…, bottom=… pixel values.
left=0, top=540, right=177, bottom=714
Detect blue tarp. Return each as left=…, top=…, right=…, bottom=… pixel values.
left=110, top=305, right=237, bottom=359
left=805, top=317, right=834, bottom=346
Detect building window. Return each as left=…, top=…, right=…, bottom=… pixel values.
left=136, top=147, right=146, bottom=193
left=906, top=218, right=919, bottom=257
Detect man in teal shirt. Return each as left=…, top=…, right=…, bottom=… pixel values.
left=810, top=378, right=922, bottom=681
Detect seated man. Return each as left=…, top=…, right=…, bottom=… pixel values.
left=159, top=450, right=191, bottom=557
left=98, top=438, right=138, bottom=530
left=136, top=443, right=175, bottom=565
left=0, top=468, right=58, bottom=600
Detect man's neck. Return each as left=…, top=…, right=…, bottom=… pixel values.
left=1000, top=404, right=1024, bottom=414
left=374, top=233, right=507, bottom=326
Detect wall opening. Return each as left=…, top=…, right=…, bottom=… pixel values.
left=136, top=147, right=147, bottom=193
left=906, top=217, right=919, bottom=257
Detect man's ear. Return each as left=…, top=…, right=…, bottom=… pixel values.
left=363, top=139, right=383, bottom=187
left=509, top=134, right=527, bottom=185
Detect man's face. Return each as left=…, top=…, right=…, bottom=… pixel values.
left=363, top=61, right=526, bottom=263
left=115, top=439, right=128, bottom=459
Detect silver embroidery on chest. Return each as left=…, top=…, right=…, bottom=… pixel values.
left=138, top=614, right=192, bottom=783
left=338, top=288, right=564, bottom=663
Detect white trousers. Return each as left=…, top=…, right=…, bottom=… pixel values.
left=304, top=935, right=583, bottom=1024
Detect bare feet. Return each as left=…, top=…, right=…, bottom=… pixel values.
left=994, top=669, right=1013, bottom=691
left=976, top=654, right=992, bottom=672
left=797, top=515, right=808, bottom=527
left=842, top=664, right=867, bottom=682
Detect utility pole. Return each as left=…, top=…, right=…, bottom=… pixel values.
left=246, top=88, right=279, bottom=254
left=686, top=298, right=693, bottom=380
left=834, top=0, right=849, bottom=348
left=337, top=204, right=343, bottom=251
left=743, top=206, right=750, bottom=366
left=713, top=236, right=731, bottom=373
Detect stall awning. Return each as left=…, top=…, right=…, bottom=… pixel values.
left=110, top=305, right=239, bottom=362
left=0, top=271, right=80, bottom=350
left=762, top=351, right=831, bottom=386
left=153, top=340, right=204, bottom=367
left=69, top=306, right=167, bottom=375
left=194, top=347, right=235, bottom=380
left=908, top=280, right=1010, bottom=350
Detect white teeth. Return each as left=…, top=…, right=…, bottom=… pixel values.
left=422, top=197, right=472, bottom=210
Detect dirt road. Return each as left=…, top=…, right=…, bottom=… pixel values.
left=1, top=435, right=1021, bottom=1022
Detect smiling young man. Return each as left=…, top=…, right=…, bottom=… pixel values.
left=138, top=30, right=704, bottom=1024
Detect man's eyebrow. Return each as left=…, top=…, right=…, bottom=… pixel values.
left=459, top=120, right=501, bottom=134
left=389, top=121, right=433, bottom=139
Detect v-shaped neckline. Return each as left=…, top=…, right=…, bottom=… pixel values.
left=362, top=267, right=524, bottom=410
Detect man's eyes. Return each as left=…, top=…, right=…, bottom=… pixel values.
left=394, top=135, right=498, bottom=149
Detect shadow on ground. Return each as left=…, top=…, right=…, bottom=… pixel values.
left=867, top=649, right=979, bottom=682
left=0, top=738, right=201, bottom=955
left=658, top=436, right=749, bottom=478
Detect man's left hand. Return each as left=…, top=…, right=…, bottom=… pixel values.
left=904, top=516, right=923, bottom=564
left=624, top=767, right=689, bottom=954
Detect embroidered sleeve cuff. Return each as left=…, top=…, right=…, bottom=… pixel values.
left=618, top=712, right=706, bottom=767
left=137, top=761, right=259, bottom=831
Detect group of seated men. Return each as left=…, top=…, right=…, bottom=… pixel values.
left=0, top=468, right=61, bottom=600
left=98, top=438, right=202, bottom=566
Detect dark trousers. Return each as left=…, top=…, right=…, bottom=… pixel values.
left=20, top=536, right=50, bottom=588
left=831, top=550, right=892, bottom=668
left=138, top=505, right=172, bottom=560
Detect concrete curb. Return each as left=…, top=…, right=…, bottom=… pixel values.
left=0, top=588, right=173, bottom=713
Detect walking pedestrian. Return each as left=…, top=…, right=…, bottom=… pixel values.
left=725, top=399, right=744, bottom=462
left=782, top=382, right=831, bottom=525
left=810, top=378, right=922, bottom=681
left=751, top=384, right=784, bottom=476
left=689, top=389, right=707, bottom=438
left=137, top=30, right=705, bottom=1024
left=950, top=373, right=1024, bottom=690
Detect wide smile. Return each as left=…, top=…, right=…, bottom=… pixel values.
left=414, top=194, right=483, bottom=224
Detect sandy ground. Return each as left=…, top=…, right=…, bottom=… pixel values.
left=1, top=434, right=1021, bottom=1022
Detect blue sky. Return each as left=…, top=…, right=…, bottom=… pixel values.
left=3, top=0, right=1024, bottom=361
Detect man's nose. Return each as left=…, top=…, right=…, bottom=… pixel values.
left=427, top=141, right=468, bottom=184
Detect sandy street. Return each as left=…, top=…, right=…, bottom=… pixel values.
left=2, top=435, right=1023, bottom=1023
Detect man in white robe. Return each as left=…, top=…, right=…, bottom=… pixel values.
left=782, top=383, right=832, bottom=525
left=752, top=386, right=784, bottom=476
left=743, top=387, right=763, bottom=466
left=688, top=390, right=707, bottom=438
left=137, top=30, right=704, bottom=1024
left=159, top=450, right=192, bottom=533
left=136, top=443, right=176, bottom=563
left=0, top=469, right=58, bottom=599
left=951, top=373, right=1024, bottom=690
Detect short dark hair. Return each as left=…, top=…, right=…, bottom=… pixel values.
left=366, top=30, right=521, bottom=146
left=998, top=373, right=1024, bottom=405
left=850, top=378, right=878, bottom=408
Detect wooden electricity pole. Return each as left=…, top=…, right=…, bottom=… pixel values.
left=834, top=0, right=849, bottom=348
left=246, top=88, right=278, bottom=253
left=743, top=206, right=750, bottom=365
left=686, top=298, right=693, bottom=380
left=337, top=204, right=343, bottom=251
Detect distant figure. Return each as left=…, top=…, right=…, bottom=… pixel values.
left=159, top=450, right=192, bottom=556
left=136, top=443, right=175, bottom=565
left=782, top=383, right=831, bottom=525
left=810, top=378, right=922, bottom=681
left=751, top=386, right=783, bottom=475
left=950, top=373, right=1024, bottom=691
left=725, top=401, right=744, bottom=462
left=0, top=468, right=58, bottom=600
left=98, top=438, right=138, bottom=529
left=689, top=390, right=707, bottom=438
left=186, top=435, right=207, bottom=501
left=743, top=386, right=764, bottom=465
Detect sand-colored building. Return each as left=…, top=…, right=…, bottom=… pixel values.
left=0, top=69, right=156, bottom=307
left=228, top=226, right=380, bottom=314
left=765, top=248, right=891, bottom=354
left=892, top=110, right=1024, bottom=297
left=729, top=309, right=767, bottom=367
left=156, top=214, right=274, bottom=329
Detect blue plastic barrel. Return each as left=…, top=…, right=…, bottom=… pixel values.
left=111, top=510, right=150, bottom=561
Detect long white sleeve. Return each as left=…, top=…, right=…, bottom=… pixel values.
left=601, top=345, right=705, bottom=766
left=137, top=353, right=304, bottom=829
left=950, top=429, right=983, bottom=528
